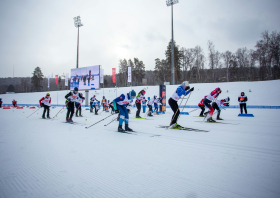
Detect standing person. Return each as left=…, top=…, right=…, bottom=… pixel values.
left=154, top=96, right=162, bottom=115
left=93, top=101, right=100, bottom=115
left=75, top=93, right=84, bottom=117
left=90, top=95, right=98, bottom=113
left=12, top=99, right=17, bottom=108
left=142, top=97, right=147, bottom=113
left=39, top=93, right=51, bottom=119
left=238, top=92, right=248, bottom=114
left=168, top=81, right=194, bottom=129
left=113, top=90, right=136, bottom=132
left=135, top=89, right=146, bottom=118
left=0, top=98, right=2, bottom=108
left=102, top=96, right=107, bottom=111
left=147, top=97, right=154, bottom=117
left=203, top=87, right=222, bottom=122
left=198, top=96, right=207, bottom=117
left=65, top=87, right=85, bottom=122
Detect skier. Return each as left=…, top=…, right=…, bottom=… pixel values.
left=101, top=96, right=107, bottom=111
left=238, top=92, right=248, bottom=114
left=168, top=81, right=194, bottom=129
left=65, top=87, right=85, bottom=122
left=203, top=87, right=222, bottom=122
left=147, top=97, right=154, bottom=117
left=198, top=96, right=207, bottom=117
left=142, top=97, right=147, bottom=113
left=39, top=93, right=51, bottom=119
left=90, top=95, right=98, bottom=113
left=75, top=93, right=84, bottom=117
left=113, top=90, right=136, bottom=132
left=93, top=101, right=100, bottom=115
left=154, top=96, right=162, bottom=115
left=135, top=89, right=146, bottom=118
left=117, top=99, right=134, bottom=121
left=204, top=97, right=230, bottom=120
left=12, top=99, right=17, bottom=108
left=0, top=98, right=2, bottom=108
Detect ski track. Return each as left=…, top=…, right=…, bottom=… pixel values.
left=0, top=107, right=280, bottom=198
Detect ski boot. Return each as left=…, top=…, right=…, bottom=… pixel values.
left=136, top=116, right=142, bottom=118
left=66, top=118, right=70, bottom=122
left=68, top=118, right=74, bottom=123
left=148, top=112, right=153, bottom=117
left=79, top=114, right=83, bottom=117
left=75, top=114, right=79, bottom=117
left=207, top=117, right=216, bottom=122
left=47, top=116, right=51, bottom=119
left=42, top=115, right=46, bottom=119
left=118, top=125, right=125, bottom=132
left=217, top=117, right=223, bottom=120
left=125, top=124, right=133, bottom=132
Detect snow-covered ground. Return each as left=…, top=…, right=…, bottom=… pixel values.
left=0, top=80, right=280, bottom=198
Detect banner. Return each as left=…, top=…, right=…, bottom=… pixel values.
left=65, top=73, right=69, bottom=86
left=100, top=69, right=104, bottom=83
left=70, top=65, right=100, bottom=90
left=48, top=76, right=49, bottom=88
left=55, top=75, right=58, bottom=87
left=128, top=67, right=131, bottom=83
left=112, top=68, right=116, bottom=83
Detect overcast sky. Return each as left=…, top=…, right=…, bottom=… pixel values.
left=0, top=0, right=279, bottom=78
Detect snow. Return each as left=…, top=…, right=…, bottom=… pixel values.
left=0, top=80, right=280, bottom=198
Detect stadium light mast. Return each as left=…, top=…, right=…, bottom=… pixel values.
left=73, top=16, right=83, bottom=68
left=166, top=0, right=179, bottom=85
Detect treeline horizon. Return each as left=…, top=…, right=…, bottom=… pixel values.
left=0, top=30, right=279, bottom=94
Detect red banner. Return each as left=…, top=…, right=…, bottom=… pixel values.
left=112, top=68, right=116, bottom=83
left=55, top=75, right=58, bottom=87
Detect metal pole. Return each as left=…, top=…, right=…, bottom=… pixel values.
left=76, top=26, right=79, bottom=68
left=171, top=4, right=175, bottom=85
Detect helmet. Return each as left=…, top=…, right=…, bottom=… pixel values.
left=46, top=93, right=50, bottom=96
left=74, top=87, right=78, bottom=91
left=227, top=97, right=230, bottom=102
left=130, top=90, right=136, bottom=97
left=182, top=81, right=189, bottom=88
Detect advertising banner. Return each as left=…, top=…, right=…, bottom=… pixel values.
left=65, top=73, right=69, bottom=86
left=159, top=85, right=166, bottom=112
left=128, top=67, right=131, bottom=83
left=112, top=68, right=116, bottom=83
left=100, top=69, right=104, bottom=83
left=55, top=75, right=58, bottom=87
left=48, top=76, right=49, bottom=88
left=70, top=65, right=100, bottom=90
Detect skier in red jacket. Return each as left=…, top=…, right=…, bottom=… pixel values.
left=198, top=96, right=207, bottom=117
left=39, top=93, right=51, bottom=119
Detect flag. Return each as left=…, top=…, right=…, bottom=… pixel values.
left=128, top=67, right=131, bottom=83
left=65, top=73, right=68, bottom=86
left=112, top=68, right=116, bottom=83
left=55, top=75, right=58, bottom=87
left=100, top=69, right=104, bottom=83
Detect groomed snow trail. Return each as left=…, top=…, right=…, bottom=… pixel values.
left=0, top=106, right=280, bottom=198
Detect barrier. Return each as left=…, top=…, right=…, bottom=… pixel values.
left=238, top=114, right=254, bottom=117
left=17, top=107, right=24, bottom=109
left=180, top=112, right=189, bottom=115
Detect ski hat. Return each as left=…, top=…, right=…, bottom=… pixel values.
left=141, top=90, right=146, bottom=95
left=103, top=96, right=105, bottom=98
left=46, top=93, right=50, bottom=96
left=130, top=90, right=136, bottom=98
left=182, top=81, right=189, bottom=88
left=241, top=92, right=245, bottom=96
left=94, top=95, right=96, bottom=97
left=204, top=95, right=207, bottom=98
left=215, top=87, right=221, bottom=93
left=226, top=97, right=230, bottom=102
left=98, top=101, right=100, bottom=104
left=80, top=93, right=83, bottom=96
left=154, top=95, right=157, bottom=99
left=74, top=87, right=78, bottom=91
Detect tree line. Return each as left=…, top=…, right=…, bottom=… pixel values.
left=1, top=30, right=279, bottom=94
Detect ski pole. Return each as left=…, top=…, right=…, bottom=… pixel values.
left=85, top=113, right=116, bottom=129
left=187, top=108, right=199, bottom=114
left=176, top=91, right=192, bottom=124
left=104, top=117, right=118, bottom=126
left=53, top=102, right=69, bottom=118
left=26, top=107, right=41, bottom=118
left=169, top=93, right=187, bottom=126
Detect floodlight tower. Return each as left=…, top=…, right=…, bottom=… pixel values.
left=166, top=0, right=179, bottom=85
left=73, top=16, right=83, bottom=68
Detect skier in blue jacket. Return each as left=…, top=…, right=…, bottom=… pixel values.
left=168, top=81, right=194, bottom=129
left=113, top=90, right=137, bottom=132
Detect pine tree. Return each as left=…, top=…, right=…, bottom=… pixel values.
left=31, top=67, right=44, bottom=92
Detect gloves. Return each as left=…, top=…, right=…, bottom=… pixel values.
left=115, top=109, right=119, bottom=113
left=190, top=87, right=194, bottom=91
left=40, top=104, right=43, bottom=107
left=224, top=103, right=230, bottom=106
left=185, top=86, right=190, bottom=90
